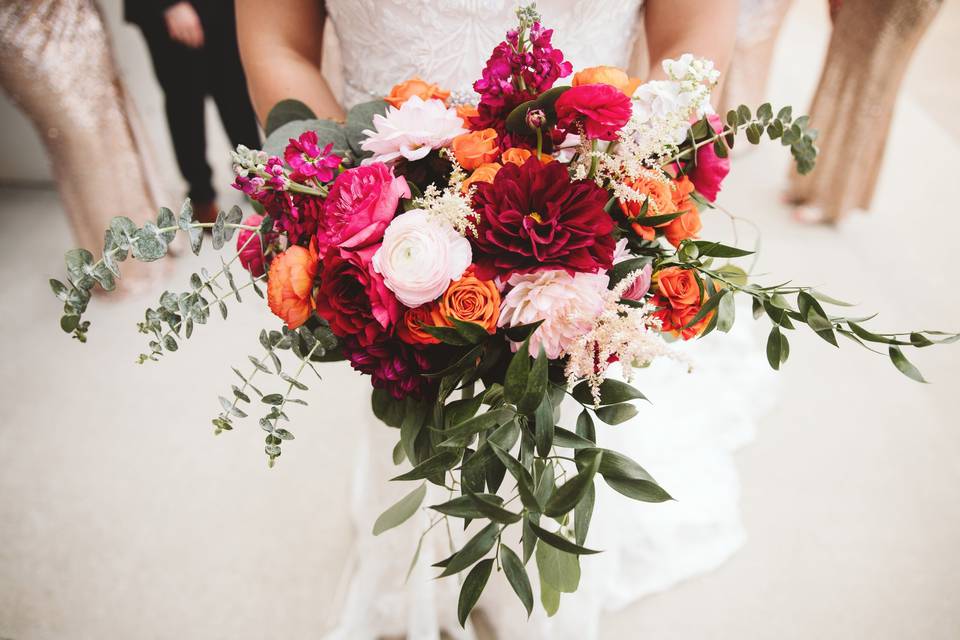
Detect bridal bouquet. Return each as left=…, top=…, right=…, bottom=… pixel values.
left=50, top=5, right=955, bottom=623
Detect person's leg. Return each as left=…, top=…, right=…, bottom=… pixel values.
left=139, top=23, right=216, bottom=207
left=204, top=5, right=261, bottom=149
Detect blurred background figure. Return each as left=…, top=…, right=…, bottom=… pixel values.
left=787, top=0, right=943, bottom=223
left=124, top=0, right=260, bottom=224
left=0, top=0, right=161, bottom=292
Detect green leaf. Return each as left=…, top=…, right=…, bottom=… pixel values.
left=438, top=407, right=514, bottom=448
left=571, top=379, right=646, bottom=406
left=682, top=287, right=727, bottom=330
left=345, top=99, right=388, bottom=160
left=608, top=256, right=652, bottom=288
left=211, top=210, right=227, bottom=250
left=261, top=393, right=284, bottom=405
left=529, top=521, right=600, bottom=555
left=766, top=326, right=790, bottom=370
left=372, top=483, right=426, bottom=535
left=716, top=289, right=736, bottom=333
left=536, top=538, right=581, bottom=593
left=489, top=442, right=540, bottom=512
left=421, top=324, right=473, bottom=346
left=888, top=346, right=927, bottom=383
left=450, top=318, right=491, bottom=344
left=594, top=403, right=639, bottom=425
left=540, top=581, right=561, bottom=617
left=391, top=449, right=460, bottom=481
left=576, top=409, right=596, bottom=442
left=691, top=241, right=754, bottom=258
left=156, top=207, right=177, bottom=242
left=437, top=522, right=499, bottom=577
left=552, top=426, right=596, bottom=450
left=809, top=290, right=856, bottom=307
left=574, top=481, right=596, bottom=546
left=458, top=559, right=493, bottom=627
left=797, top=291, right=838, bottom=347
left=372, top=388, right=405, bottom=427
left=544, top=450, right=601, bottom=517
left=132, top=224, right=168, bottom=261
left=534, top=462, right=556, bottom=511
left=503, top=337, right=532, bottom=404
left=534, top=394, right=554, bottom=456
left=500, top=546, right=534, bottom=616
left=464, top=487, right=522, bottom=524
left=401, top=398, right=429, bottom=462
left=583, top=448, right=672, bottom=502
left=757, top=102, right=773, bottom=123
left=518, top=345, right=549, bottom=415
left=431, top=493, right=503, bottom=519
left=264, top=98, right=317, bottom=137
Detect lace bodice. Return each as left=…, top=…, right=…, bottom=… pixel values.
left=325, top=0, right=644, bottom=107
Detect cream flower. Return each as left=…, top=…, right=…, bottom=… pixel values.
left=361, top=95, right=467, bottom=165
left=371, top=209, right=472, bottom=307
left=498, top=269, right=608, bottom=359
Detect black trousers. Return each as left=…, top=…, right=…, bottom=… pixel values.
left=137, top=6, right=260, bottom=203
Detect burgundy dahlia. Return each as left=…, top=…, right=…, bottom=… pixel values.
left=342, top=335, right=437, bottom=401
left=555, top=83, right=632, bottom=141
left=314, top=245, right=401, bottom=346
left=470, top=158, right=615, bottom=279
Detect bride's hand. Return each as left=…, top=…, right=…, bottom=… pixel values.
left=236, top=0, right=345, bottom=125
left=164, top=2, right=205, bottom=49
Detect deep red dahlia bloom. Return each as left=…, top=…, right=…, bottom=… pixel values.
left=342, top=336, right=437, bottom=401
left=471, top=158, right=615, bottom=279
left=314, top=245, right=400, bottom=346
left=555, top=83, right=632, bottom=141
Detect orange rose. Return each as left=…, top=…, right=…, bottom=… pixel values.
left=452, top=128, right=499, bottom=170
left=620, top=172, right=675, bottom=240
left=461, top=162, right=501, bottom=193
left=663, top=175, right=701, bottom=247
left=267, top=244, right=319, bottom=329
left=397, top=303, right=444, bottom=345
left=573, top=65, right=642, bottom=96
left=653, top=299, right=712, bottom=340
left=501, top=147, right=554, bottom=166
left=385, top=77, right=451, bottom=108
left=655, top=267, right=701, bottom=308
left=456, top=104, right=480, bottom=126
left=437, top=266, right=500, bottom=333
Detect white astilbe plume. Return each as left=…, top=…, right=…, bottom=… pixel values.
left=564, top=269, right=686, bottom=407
left=412, top=151, right=478, bottom=237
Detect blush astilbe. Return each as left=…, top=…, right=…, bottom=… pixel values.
left=470, top=158, right=615, bottom=279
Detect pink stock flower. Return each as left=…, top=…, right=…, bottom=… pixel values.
left=316, top=163, right=410, bottom=253
left=555, top=83, right=632, bottom=141
left=284, top=132, right=341, bottom=183
left=687, top=113, right=730, bottom=201
left=236, top=214, right=276, bottom=277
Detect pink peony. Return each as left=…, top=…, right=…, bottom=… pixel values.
left=498, top=269, right=608, bottom=359
left=316, top=163, right=410, bottom=253
left=687, top=113, right=730, bottom=201
left=555, top=84, right=632, bottom=141
left=236, top=214, right=275, bottom=277
left=284, top=131, right=341, bottom=182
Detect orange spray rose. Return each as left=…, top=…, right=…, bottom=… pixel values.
left=652, top=267, right=714, bottom=339
left=663, top=175, right=702, bottom=247
left=397, top=303, right=444, bottom=345
left=456, top=104, right=480, bottom=126
left=461, top=162, right=502, bottom=193
left=501, top=147, right=554, bottom=166
left=619, top=172, right=675, bottom=240
left=573, top=65, right=642, bottom=96
left=438, top=266, right=500, bottom=333
left=452, top=128, right=499, bottom=170
left=385, top=77, right=451, bottom=108
left=267, top=244, right=319, bottom=329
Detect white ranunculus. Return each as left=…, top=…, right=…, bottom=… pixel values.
left=360, top=95, right=467, bottom=165
left=372, top=209, right=472, bottom=307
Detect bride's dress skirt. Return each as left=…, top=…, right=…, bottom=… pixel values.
left=325, top=306, right=775, bottom=640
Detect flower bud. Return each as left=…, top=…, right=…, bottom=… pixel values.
left=525, top=108, right=547, bottom=130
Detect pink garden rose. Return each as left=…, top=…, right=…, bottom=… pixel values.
left=687, top=113, right=730, bottom=201
left=236, top=214, right=275, bottom=277
left=316, top=163, right=410, bottom=253
left=554, top=83, right=632, bottom=141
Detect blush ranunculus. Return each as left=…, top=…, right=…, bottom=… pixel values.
left=315, top=244, right=401, bottom=346
left=385, top=77, right=451, bottom=108
left=372, top=209, right=472, bottom=307
left=316, top=163, right=410, bottom=253
left=451, top=128, right=499, bottom=170
left=554, top=83, right=632, bottom=141
left=471, top=158, right=615, bottom=279
left=267, top=244, right=319, bottom=329
left=236, top=214, right=276, bottom=278
left=687, top=113, right=730, bottom=201
left=437, top=266, right=500, bottom=333
left=461, top=162, right=501, bottom=193
left=573, top=65, right=641, bottom=96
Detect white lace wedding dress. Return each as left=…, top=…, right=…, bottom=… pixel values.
left=321, top=1, right=776, bottom=638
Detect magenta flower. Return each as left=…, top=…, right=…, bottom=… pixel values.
left=555, top=84, right=632, bottom=141
left=341, top=335, right=437, bottom=401
left=284, top=131, right=341, bottom=183
left=235, top=213, right=276, bottom=277
left=687, top=114, right=730, bottom=202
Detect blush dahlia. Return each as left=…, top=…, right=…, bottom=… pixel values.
left=470, top=158, right=615, bottom=279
